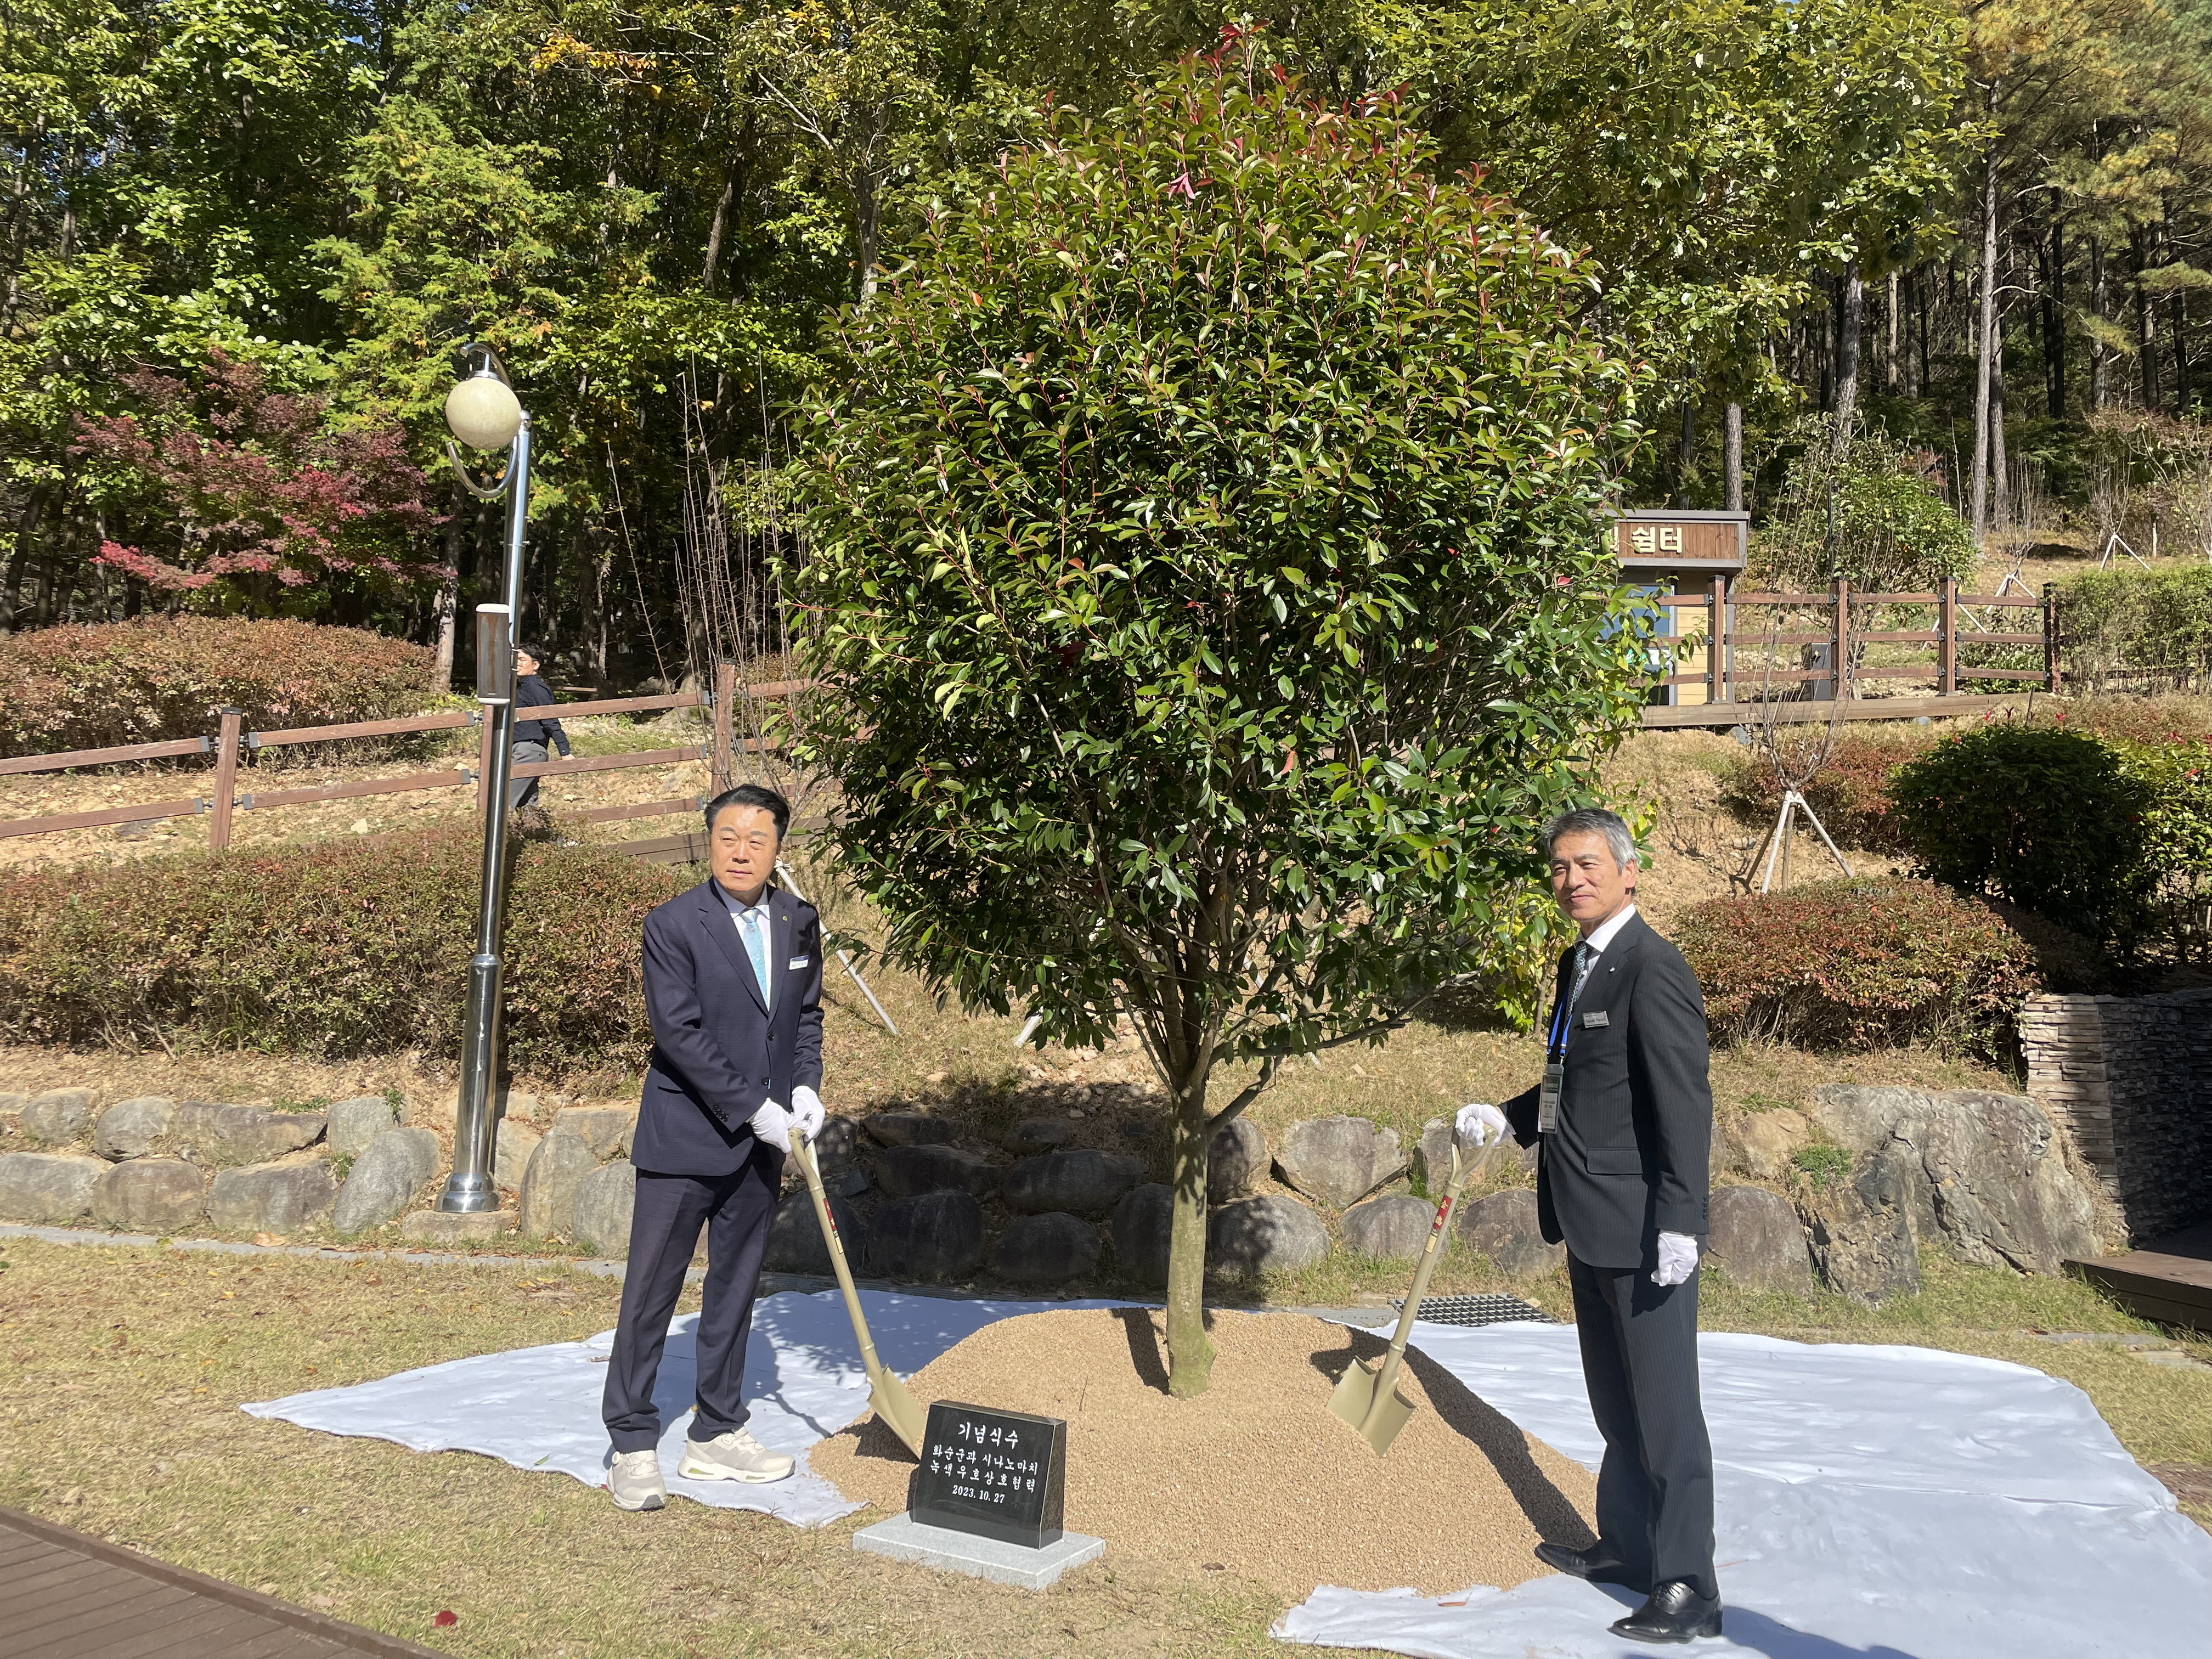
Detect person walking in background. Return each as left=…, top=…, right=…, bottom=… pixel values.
left=510, top=645, right=570, bottom=812
left=1455, top=805, right=1720, bottom=1645
left=602, top=782, right=826, bottom=1511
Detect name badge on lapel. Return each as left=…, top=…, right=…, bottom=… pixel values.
left=1538, top=1062, right=1562, bottom=1135
left=1581, top=1009, right=1609, bottom=1028
left=789, top=956, right=810, bottom=969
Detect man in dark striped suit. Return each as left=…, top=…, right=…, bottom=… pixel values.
left=1457, top=806, right=1720, bottom=1644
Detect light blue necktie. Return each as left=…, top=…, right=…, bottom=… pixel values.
left=742, top=908, right=771, bottom=1010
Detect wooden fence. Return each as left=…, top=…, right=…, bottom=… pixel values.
left=1641, top=577, right=2056, bottom=726
left=0, top=665, right=811, bottom=860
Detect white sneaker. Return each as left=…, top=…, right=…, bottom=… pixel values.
left=679, top=1426, right=794, bottom=1484
left=608, top=1449, right=667, bottom=1511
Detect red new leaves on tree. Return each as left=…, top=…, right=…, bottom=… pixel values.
left=70, top=351, right=441, bottom=608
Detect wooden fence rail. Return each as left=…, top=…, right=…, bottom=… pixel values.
left=0, top=673, right=815, bottom=854
left=1643, top=577, right=2057, bottom=720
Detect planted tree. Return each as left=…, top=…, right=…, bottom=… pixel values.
left=793, top=39, right=1652, bottom=1395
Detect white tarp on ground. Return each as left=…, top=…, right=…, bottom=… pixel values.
left=246, top=1296, right=2212, bottom=1657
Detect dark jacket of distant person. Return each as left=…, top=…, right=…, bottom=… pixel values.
left=513, top=673, right=572, bottom=757
left=1502, top=910, right=1712, bottom=1270
left=631, top=878, right=825, bottom=1177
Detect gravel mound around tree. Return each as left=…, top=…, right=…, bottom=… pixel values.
left=805, top=1307, right=1596, bottom=1598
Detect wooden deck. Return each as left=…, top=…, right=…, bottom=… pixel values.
left=0, top=1503, right=443, bottom=1658
left=2069, top=1223, right=2212, bottom=1334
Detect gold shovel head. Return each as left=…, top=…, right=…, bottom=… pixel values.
left=1327, top=1356, right=1419, bottom=1455
left=870, top=1365, right=930, bottom=1458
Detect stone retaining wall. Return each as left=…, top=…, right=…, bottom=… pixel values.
left=2021, top=988, right=2212, bottom=1243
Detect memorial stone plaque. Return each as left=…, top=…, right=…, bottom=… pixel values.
left=908, top=1400, right=1067, bottom=1549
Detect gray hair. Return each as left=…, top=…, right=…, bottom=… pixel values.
left=1543, top=807, right=1636, bottom=869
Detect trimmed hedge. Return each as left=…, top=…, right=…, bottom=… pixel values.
left=0, top=829, right=686, bottom=1071
left=0, top=616, right=438, bottom=758
left=2055, top=564, right=2212, bottom=692
left=1676, top=877, right=2040, bottom=1057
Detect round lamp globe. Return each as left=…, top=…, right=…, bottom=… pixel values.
left=445, top=374, right=523, bottom=450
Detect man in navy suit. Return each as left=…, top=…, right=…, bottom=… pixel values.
left=603, top=782, right=826, bottom=1511
left=1456, top=806, right=1720, bottom=1644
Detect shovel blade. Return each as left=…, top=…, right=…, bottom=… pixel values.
left=869, top=1364, right=930, bottom=1458
left=1328, top=1357, right=1418, bottom=1455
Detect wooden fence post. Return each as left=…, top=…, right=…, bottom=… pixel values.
left=2043, top=582, right=2060, bottom=693
left=475, top=709, right=494, bottom=814
left=1939, top=577, right=1957, bottom=696
left=1832, top=576, right=1852, bottom=701
left=210, top=708, right=243, bottom=852
left=712, top=662, right=736, bottom=794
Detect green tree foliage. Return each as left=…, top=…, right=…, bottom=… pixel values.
left=792, top=42, right=1653, bottom=1394
left=1755, top=429, right=1979, bottom=591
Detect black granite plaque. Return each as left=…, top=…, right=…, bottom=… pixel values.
left=907, top=1399, right=1066, bottom=1548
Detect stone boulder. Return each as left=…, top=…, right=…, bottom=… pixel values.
left=812, top=1115, right=864, bottom=1174
left=1341, top=1193, right=1439, bottom=1262
left=325, top=1097, right=398, bottom=1160
left=1004, top=1118, right=1077, bottom=1156
left=21, top=1088, right=97, bottom=1145
left=92, top=1158, right=205, bottom=1233
left=556, top=1105, right=634, bottom=1160
left=332, top=1127, right=442, bottom=1235
left=94, top=1097, right=176, bottom=1161
left=764, top=1187, right=862, bottom=1275
left=1111, top=1183, right=1175, bottom=1286
left=1272, top=1116, right=1408, bottom=1210
left=494, top=1118, right=541, bottom=1190
left=571, top=1160, right=637, bottom=1256
left=1812, top=1085, right=2098, bottom=1276
left=864, top=1111, right=961, bottom=1148
left=1207, top=1118, right=1267, bottom=1203
left=1706, top=1185, right=1815, bottom=1293
left=517, top=1126, right=599, bottom=1237
left=1458, top=1189, right=1562, bottom=1280
left=865, top=1191, right=986, bottom=1280
left=168, top=1101, right=325, bottom=1167
left=1413, top=1119, right=1456, bottom=1195
left=1209, top=1194, right=1328, bottom=1277
left=874, top=1143, right=1001, bottom=1200
left=1799, top=1149, right=1920, bottom=1304
left=992, top=1212, right=1103, bottom=1283
left=1722, top=1109, right=1810, bottom=1182
left=1003, top=1148, right=1144, bottom=1216
left=0, top=1152, right=104, bottom=1222
left=208, top=1160, right=336, bottom=1234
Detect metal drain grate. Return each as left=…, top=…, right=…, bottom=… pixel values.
left=1394, top=1293, right=1558, bottom=1328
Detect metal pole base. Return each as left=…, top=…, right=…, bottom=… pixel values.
left=433, top=1172, right=500, bottom=1214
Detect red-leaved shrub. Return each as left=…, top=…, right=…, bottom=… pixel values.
left=0, top=616, right=438, bottom=758
left=1675, top=877, right=2040, bottom=1057
left=0, top=828, right=686, bottom=1073
left=1717, top=729, right=1936, bottom=851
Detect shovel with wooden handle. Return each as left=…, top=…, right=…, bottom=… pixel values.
left=789, top=1135, right=928, bottom=1458
left=1329, top=1138, right=1497, bottom=1455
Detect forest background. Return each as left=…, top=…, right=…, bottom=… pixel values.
left=3, top=0, right=2210, bottom=682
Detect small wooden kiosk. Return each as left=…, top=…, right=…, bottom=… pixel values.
left=1609, top=509, right=1749, bottom=707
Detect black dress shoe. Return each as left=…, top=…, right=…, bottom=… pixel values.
left=1533, top=1540, right=1639, bottom=1588
left=1610, top=1579, right=1724, bottom=1644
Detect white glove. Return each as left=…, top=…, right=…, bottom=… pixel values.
left=1454, top=1101, right=1510, bottom=1149
left=1652, top=1231, right=1700, bottom=1286
left=749, top=1099, right=793, bottom=1155
left=789, top=1085, right=825, bottom=1145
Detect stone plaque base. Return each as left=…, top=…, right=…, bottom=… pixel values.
left=853, top=1513, right=1104, bottom=1590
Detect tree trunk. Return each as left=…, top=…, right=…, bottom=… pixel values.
left=1675, top=403, right=1695, bottom=504
left=2090, top=237, right=2108, bottom=410
left=1832, top=261, right=1864, bottom=458
left=701, top=161, right=737, bottom=296
left=432, top=486, right=465, bottom=688
left=2045, top=224, right=2066, bottom=418
left=1916, top=266, right=1932, bottom=394
left=1971, top=145, right=2000, bottom=540
left=1991, top=326, right=2010, bottom=524
left=2134, top=227, right=2160, bottom=410
left=1164, top=1065, right=1215, bottom=1396
left=1724, top=402, right=1743, bottom=512
left=854, top=169, right=881, bottom=307
left=1886, top=269, right=1900, bottom=393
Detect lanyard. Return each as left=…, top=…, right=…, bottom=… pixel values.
left=1547, top=944, right=1596, bottom=1060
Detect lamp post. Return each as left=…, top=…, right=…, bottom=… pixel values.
left=437, top=343, right=529, bottom=1215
